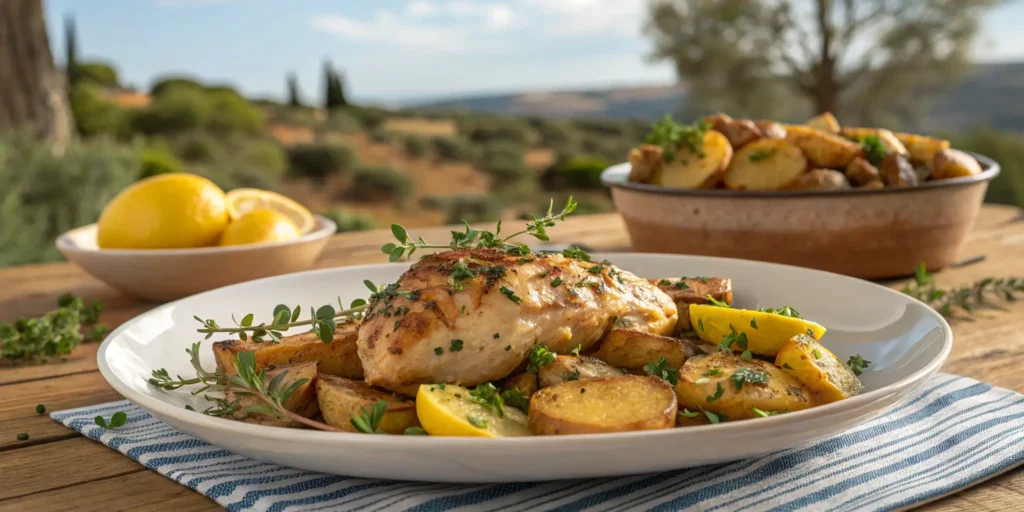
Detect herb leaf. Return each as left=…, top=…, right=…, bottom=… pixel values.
left=846, top=354, right=872, bottom=376
left=643, top=356, right=680, bottom=386
left=94, top=411, right=128, bottom=429
left=469, top=383, right=505, bottom=418
left=351, top=401, right=389, bottom=434
left=526, top=344, right=557, bottom=373
left=731, top=368, right=770, bottom=390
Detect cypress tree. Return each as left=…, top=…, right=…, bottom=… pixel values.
left=64, top=14, right=78, bottom=85
left=287, top=72, right=302, bottom=107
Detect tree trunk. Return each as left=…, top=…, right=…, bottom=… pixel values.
left=0, top=0, right=73, bottom=147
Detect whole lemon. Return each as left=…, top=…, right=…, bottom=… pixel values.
left=218, top=209, right=300, bottom=246
left=97, top=174, right=230, bottom=249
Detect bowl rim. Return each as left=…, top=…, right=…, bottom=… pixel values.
left=601, top=150, right=1001, bottom=198
left=55, top=214, right=338, bottom=256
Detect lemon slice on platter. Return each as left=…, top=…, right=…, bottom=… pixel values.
left=416, top=384, right=531, bottom=437
left=689, top=304, right=826, bottom=356
left=225, top=188, right=315, bottom=234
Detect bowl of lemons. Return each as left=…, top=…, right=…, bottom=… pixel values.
left=56, top=173, right=337, bottom=301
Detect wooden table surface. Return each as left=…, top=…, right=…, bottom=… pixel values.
left=1, top=205, right=1023, bottom=512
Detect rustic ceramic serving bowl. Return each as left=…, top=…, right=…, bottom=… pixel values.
left=56, top=215, right=336, bottom=302
left=601, top=152, right=1000, bottom=279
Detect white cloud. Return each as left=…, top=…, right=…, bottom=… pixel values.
left=516, top=0, right=646, bottom=36
left=407, top=0, right=438, bottom=17
left=312, top=12, right=467, bottom=52
left=155, top=0, right=235, bottom=6
left=449, top=1, right=515, bottom=30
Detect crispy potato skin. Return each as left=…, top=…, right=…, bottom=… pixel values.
left=528, top=375, right=677, bottom=435
left=537, top=355, right=624, bottom=388
left=213, top=322, right=362, bottom=379
left=316, top=374, right=418, bottom=434
left=841, top=128, right=909, bottom=156
left=893, top=132, right=950, bottom=166
left=805, top=112, right=840, bottom=134
left=845, top=157, right=881, bottom=187
left=717, top=119, right=763, bottom=148
left=651, top=277, right=733, bottom=333
left=931, top=148, right=982, bottom=180
left=862, top=179, right=885, bottom=190
left=725, top=139, right=808, bottom=190
left=653, top=130, right=732, bottom=189
left=628, top=144, right=663, bottom=183
left=785, top=169, right=851, bottom=191
left=226, top=362, right=319, bottom=427
left=784, top=125, right=862, bottom=168
left=593, top=329, right=702, bottom=371
left=880, top=153, right=919, bottom=187
left=502, top=372, right=539, bottom=398
left=755, top=121, right=787, bottom=140
left=775, top=334, right=862, bottom=404
left=675, top=352, right=814, bottom=420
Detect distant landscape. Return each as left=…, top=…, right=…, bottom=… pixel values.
left=412, top=62, right=1024, bottom=133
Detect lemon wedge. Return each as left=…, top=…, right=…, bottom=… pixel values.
left=218, top=209, right=300, bottom=246
left=415, top=384, right=531, bottom=437
left=225, top=188, right=315, bottom=234
left=689, top=304, right=826, bottom=356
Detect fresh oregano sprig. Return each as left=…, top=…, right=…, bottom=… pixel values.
left=902, top=263, right=1023, bottom=317
left=381, top=197, right=579, bottom=261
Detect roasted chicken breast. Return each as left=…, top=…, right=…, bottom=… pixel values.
left=357, top=249, right=677, bottom=393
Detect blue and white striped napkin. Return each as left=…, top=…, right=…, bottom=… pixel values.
left=53, top=373, right=1024, bottom=512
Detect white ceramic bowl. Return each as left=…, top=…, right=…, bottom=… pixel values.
left=56, top=216, right=336, bottom=302
left=97, top=253, right=951, bottom=482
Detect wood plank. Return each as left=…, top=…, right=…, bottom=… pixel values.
left=0, top=437, right=144, bottom=501
left=0, top=469, right=218, bottom=512
left=0, top=414, right=79, bottom=452
left=0, top=371, right=121, bottom=422
left=0, top=342, right=102, bottom=385
left=921, top=469, right=1024, bottom=511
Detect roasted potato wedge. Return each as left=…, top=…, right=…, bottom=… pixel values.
left=840, top=128, right=909, bottom=156
left=931, top=148, right=982, bottom=180
left=880, top=153, right=918, bottom=187
left=785, top=169, right=850, bottom=191
left=226, top=362, right=319, bottom=427
left=537, top=355, right=623, bottom=388
left=675, top=352, right=814, bottom=420
left=776, top=334, right=862, bottom=404
left=627, top=144, right=663, bottom=183
left=845, top=157, right=881, bottom=187
left=755, top=120, right=787, bottom=140
left=724, top=139, right=807, bottom=190
left=502, top=372, right=539, bottom=399
left=213, top=322, right=362, bottom=379
left=593, top=329, right=702, bottom=371
left=316, top=374, right=418, bottom=434
left=784, top=125, right=862, bottom=168
left=893, top=132, right=950, bottom=166
left=717, top=119, right=762, bottom=148
left=528, top=375, right=677, bottom=435
left=690, top=304, right=826, bottom=357
left=805, top=112, right=840, bottom=134
left=862, top=179, right=885, bottom=190
left=652, top=129, right=732, bottom=189
left=652, top=277, right=733, bottom=333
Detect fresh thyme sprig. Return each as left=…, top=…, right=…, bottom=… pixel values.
left=901, top=263, right=1023, bottom=317
left=1, top=294, right=107, bottom=362
left=148, top=341, right=223, bottom=393
left=193, top=299, right=369, bottom=343
left=381, top=197, right=579, bottom=261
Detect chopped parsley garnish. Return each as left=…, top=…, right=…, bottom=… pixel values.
left=758, top=305, right=802, bottom=319
left=812, top=349, right=822, bottom=359
left=434, top=347, right=443, bottom=355
left=350, top=401, right=388, bottom=434
left=731, top=368, right=770, bottom=390
left=469, top=383, right=505, bottom=417
left=571, top=344, right=582, bottom=356
left=438, top=383, right=446, bottom=390
left=643, top=356, right=680, bottom=386
left=499, top=286, right=522, bottom=304
left=645, top=115, right=709, bottom=162
left=704, top=409, right=723, bottom=424
left=551, top=277, right=563, bottom=287
left=565, top=367, right=581, bottom=381
left=526, top=344, right=556, bottom=373
left=447, top=259, right=477, bottom=290
left=501, top=387, right=530, bottom=410
left=750, top=318, right=758, bottom=329
left=449, top=339, right=464, bottom=352
left=748, top=148, right=778, bottom=162
left=701, top=368, right=721, bottom=377
left=679, top=409, right=700, bottom=418
left=697, top=318, right=705, bottom=332
left=404, top=426, right=428, bottom=435
left=707, top=295, right=731, bottom=308
left=846, top=354, right=872, bottom=376
left=717, top=324, right=748, bottom=354
left=741, top=350, right=753, bottom=361
left=504, top=345, right=512, bottom=351
left=674, top=281, right=690, bottom=289
left=561, top=246, right=591, bottom=262
left=752, top=408, right=780, bottom=418
left=659, top=279, right=672, bottom=286
left=706, top=382, right=724, bottom=402
left=467, top=415, right=488, bottom=429
left=858, top=134, right=888, bottom=166
left=782, top=363, right=794, bottom=370
left=493, top=332, right=500, bottom=339
left=35, top=404, right=46, bottom=414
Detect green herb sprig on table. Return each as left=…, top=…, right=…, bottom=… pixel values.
left=901, top=263, right=1023, bottom=317
left=381, top=197, right=580, bottom=262
left=0, top=294, right=107, bottom=363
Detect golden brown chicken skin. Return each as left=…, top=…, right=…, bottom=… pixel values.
left=357, top=249, right=677, bottom=394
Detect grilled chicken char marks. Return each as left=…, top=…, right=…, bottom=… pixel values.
left=357, top=249, right=677, bottom=394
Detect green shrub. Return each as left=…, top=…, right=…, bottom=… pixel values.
left=459, top=117, right=533, bottom=145
left=323, top=110, right=362, bottom=133
left=529, top=118, right=577, bottom=148
left=139, top=146, right=184, bottom=179
left=322, top=208, right=377, bottom=232
left=403, top=135, right=428, bottom=158
left=946, top=127, right=1024, bottom=207
left=369, top=126, right=393, bottom=144
left=133, top=88, right=209, bottom=134
left=433, top=195, right=502, bottom=224
left=69, top=83, right=129, bottom=138
left=579, top=135, right=635, bottom=162
left=431, top=135, right=473, bottom=161
left=241, top=138, right=287, bottom=176
left=573, top=119, right=628, bottom=138
left=268, top=106, right=320, bottom=128
left=206, top=90, right=264, bottom=134
left=541, top=155, right=611, bottom=190
left=345, top=106, right=390, bottom=130
left=286, top=143, right=358, bottom=179
left=478, top=141, right=530, bottom=184
left=173, top=131, right=223, bottom=162
left=150, top=77, right=205, bottom=97
left=0, top=135, right=140, bottom=266
left=348, top=166, right=413, bottom=203
left=73, top=61, right=119, bottom=87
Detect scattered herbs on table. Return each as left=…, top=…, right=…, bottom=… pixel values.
left=0, top=294, right=107, bottom=363
left=35, top=404, right=45, bottom=414
left=17, top=433, right=29, bottom=441
left=901, top=263, right=1022, bottom=317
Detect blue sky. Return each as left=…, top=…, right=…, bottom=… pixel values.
left=45, top=0, right=1024, bottom=105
